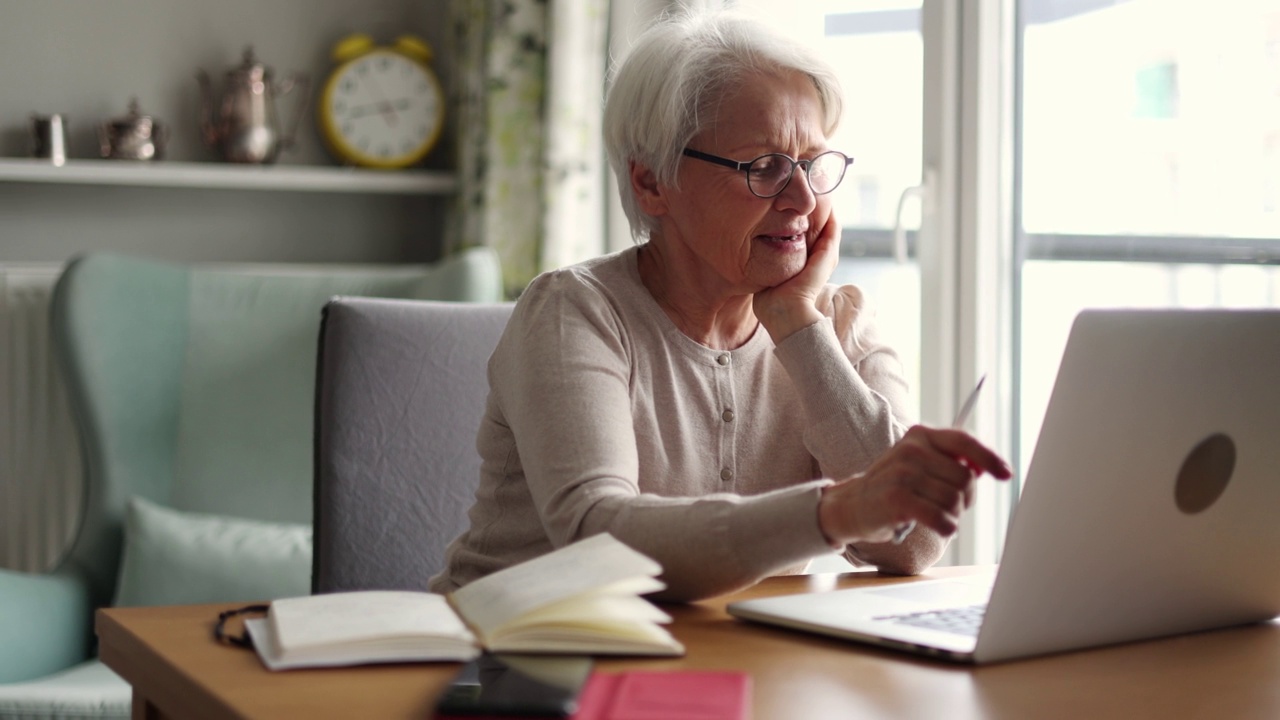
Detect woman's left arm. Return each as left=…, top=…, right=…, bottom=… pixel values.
left=772, top=286, right=910, bottom=476
left=758, top=212, right=950, bottom=572
left=755, top=212, right=911, bottom=473
left=771, top=285, right=955, bottom=573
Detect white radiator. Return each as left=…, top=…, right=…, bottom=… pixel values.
left=0, top=264, right=81, bottom=573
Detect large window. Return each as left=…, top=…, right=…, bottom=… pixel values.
left=1016, top=0, right=1280, bottom=481
left=732, top=0, right=975, bottom=571
left=731, top=0, right=1279, bottom=569
left=734, top=0, right=1010, bottom=569
left=732, top=0, right=1280, bottom=566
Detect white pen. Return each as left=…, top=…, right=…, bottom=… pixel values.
left=891, top=373, right=987, bottom=544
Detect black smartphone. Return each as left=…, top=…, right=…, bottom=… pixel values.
left=434, top=653, right=593, bottom=718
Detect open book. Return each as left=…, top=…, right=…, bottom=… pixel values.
left=243, top=533, right=684, bottom=670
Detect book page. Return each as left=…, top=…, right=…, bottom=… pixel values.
left=505, top=587, right=671, bottom=631
left=485, top=593, right=674, bottom=646
left=450, top=533, right=662, bottom=638
left=271, top=590, right=475, bottom=652
left=246, top=617, right=481, bottom=671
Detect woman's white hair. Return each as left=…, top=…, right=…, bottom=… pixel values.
left=603, top=10, right=844, bottom=241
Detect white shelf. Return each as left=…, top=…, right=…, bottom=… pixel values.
left=0, top=158, right=457, bottom=195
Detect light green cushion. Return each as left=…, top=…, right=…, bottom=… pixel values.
left=0, top=660, right=129, bottom=720
left=170, top=269, right=425, bottom=524
left=168, top=247, right=501, bottom=526
left=112, top=497, right=311, bottom=608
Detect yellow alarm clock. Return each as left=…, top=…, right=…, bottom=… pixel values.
left=318, top=34, right=445, bottom=169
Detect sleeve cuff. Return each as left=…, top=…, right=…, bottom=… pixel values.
left=725, top=480, right=840, bottom=574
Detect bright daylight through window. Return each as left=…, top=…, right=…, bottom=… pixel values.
left=1017, top=0, right=1280, bottom=471
left=732, top=0, right=1279, bottom=567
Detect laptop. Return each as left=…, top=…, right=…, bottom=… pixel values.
left=728, top=308, right=1280, bottom=664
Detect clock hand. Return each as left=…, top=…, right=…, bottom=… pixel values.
left=347, top=99, right=412, bottom=121
left=376, top=99, right=415, bottom=128
left=380, top=101, right=399, bottom=128
left=363, top=70, right=401, bottom=126
left=347, top=103, right=387, bottom=120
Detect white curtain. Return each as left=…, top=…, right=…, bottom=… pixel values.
left=448, top=0, right=609, bottom=296
left=541, top=0, right=611, bottom=272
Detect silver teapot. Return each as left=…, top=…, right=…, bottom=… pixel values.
left=98, top=99, right=167, bottom=161
left=197, top=46, right=309, bottom=164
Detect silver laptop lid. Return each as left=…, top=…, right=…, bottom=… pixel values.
left=975, top=308, right=1280, bottom=663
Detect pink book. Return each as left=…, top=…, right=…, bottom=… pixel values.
left=572, top=670, right=751, bottom=720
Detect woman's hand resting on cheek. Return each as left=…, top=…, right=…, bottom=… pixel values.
left=818, top=425, right=1013, bottom=545
left=753, top=211, right=842, bottom=343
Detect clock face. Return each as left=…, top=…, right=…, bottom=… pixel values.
left=321, top=50, right=444, bottom=168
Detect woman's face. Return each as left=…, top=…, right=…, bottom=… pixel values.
left=649, top=70, right=836, bottom=295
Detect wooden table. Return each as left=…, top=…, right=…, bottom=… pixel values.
left=97, top=566, right=1280, bottom=720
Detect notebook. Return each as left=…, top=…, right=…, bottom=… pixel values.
left=728, top=308, right=1280, bottom=664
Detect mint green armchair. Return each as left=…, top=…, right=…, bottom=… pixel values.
left=0, top=248, right=501, bottom=719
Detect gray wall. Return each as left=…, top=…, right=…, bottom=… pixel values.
left=0, top=0, right=455, bottom=264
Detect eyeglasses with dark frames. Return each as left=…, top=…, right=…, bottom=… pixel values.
left=682, top=147, right=855, bottom=198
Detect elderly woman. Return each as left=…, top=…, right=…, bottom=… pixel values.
left=430, top=11, right=1010, bottom=602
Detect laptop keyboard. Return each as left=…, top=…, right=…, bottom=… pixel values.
left=876, top=604, right=988, bottom=637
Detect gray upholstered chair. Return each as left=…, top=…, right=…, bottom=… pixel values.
left=312, top=297, right=513, bottom=594
left=0, top=248, right=502, bottom=720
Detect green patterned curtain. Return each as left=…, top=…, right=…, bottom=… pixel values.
left=449, top=0, right=611, bottom=298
